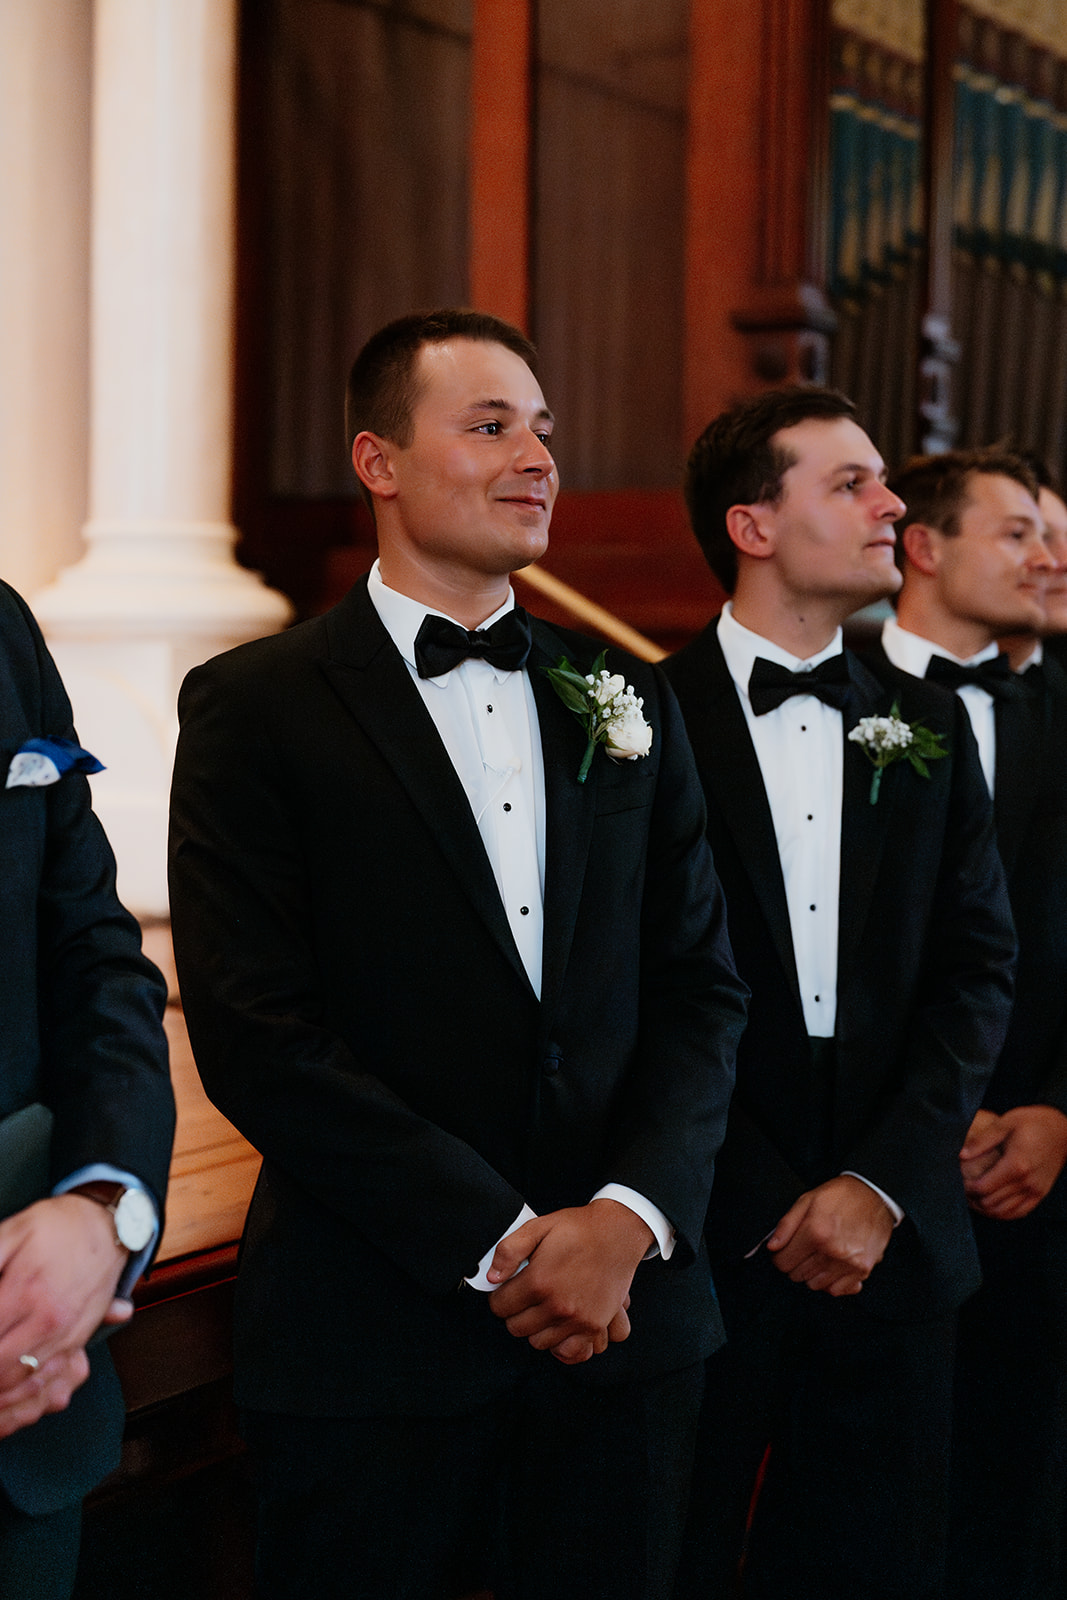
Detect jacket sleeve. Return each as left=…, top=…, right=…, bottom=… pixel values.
left=839, top=696, right=1016, bottom=1222
left=0, top=583, right=174, bottom=1219
left=595, top=669, right=748, bottom=1264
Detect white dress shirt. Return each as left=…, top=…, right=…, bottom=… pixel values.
left=367, top=563, right=674, bottom=1284
left=881, top=618, right=999, bottom=796
left=718, top=604, right=902, bottom=1224
left=718, top=603, right=842, bottom=1038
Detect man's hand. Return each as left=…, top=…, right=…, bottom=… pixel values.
left=960, top=1108, right=1005, bottom=1185
left=766, top=1175, right=895, bottom=1296
left=486, top=1199, right=653, bottom=1365
left=962, top=1105, right=1067, bottom=1220
left=0, top=1194, right=131, bottom=1436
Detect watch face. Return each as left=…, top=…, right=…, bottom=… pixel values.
left=114, top=1188, right=156, bottom=1252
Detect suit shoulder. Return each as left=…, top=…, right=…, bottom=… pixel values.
left=180, top=613, right=329, bottom=698
left=529, top=615, right=664, bottom=697
left=661, top=618, right=722, bottom=698
left=851, top=646, right=961, bottom=732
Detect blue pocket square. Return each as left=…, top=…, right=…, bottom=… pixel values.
left=5, top=737, right=105, bottom=790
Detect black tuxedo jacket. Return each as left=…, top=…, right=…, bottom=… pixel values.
left=869, top=642, right=1067, bottom=1220
left=0, top=582, right=174, bottom=1515
left=664, top=621, right=1016, bottom=1321
left=168, top=578, right=746, bottom=1417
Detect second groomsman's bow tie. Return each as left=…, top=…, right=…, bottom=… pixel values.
left=925, top=652, right=1020, bottom=700
left=748, top=654, right=852, bottom=716
left=414, top=608, right=533, bottom=679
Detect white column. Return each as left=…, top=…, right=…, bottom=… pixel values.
left=0, top=0, right=91, bottom=599
left=35, top=0, right=291, bottom=916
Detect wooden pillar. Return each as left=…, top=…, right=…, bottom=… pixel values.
left=919, top=0, right=961, bottom=451
left=469, top=0, right=533, bottom=330
left=685, top=0, right=836, bottom=444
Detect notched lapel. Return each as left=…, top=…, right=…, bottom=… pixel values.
left=529, top=624, right=600, bottom=1021
left=838, top=655, right=898, bottom=971
left=683, top=627, right=802, bottom=1010
left=993, top=691, right=1043, bottom=876
left=319, top=580, right=535, bottom=996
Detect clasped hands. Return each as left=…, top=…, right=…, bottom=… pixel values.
left=486, top=1198, right=653, bottom=1366
left=0, top=1194, right=131, bottom=1439
left=764, top=1174, right=895, bottom=1297
left=960, top=1104, right=1067, bottom=1220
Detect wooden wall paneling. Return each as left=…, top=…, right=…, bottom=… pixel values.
left=684, top=0, right=835, bottom=446
left=918, top=0, right=961, bottom=450
left=725, top=0, right=838, bottom=402
left=684, top=0, right=764, bottom=440
left=1014, top=280, right=1054, bottom=450
left=469, top=0, right=532, bottom=329
left=1042, top=289, right=1067, bottom=483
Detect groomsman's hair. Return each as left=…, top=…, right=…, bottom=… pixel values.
left=887, top=448, right=1039, bottom=570
left=685, top=386, right=857, bottom=592
left=345, top=308, right=538, bottom=455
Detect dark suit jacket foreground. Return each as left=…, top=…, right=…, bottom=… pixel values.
left=169, top=578, right=747, bottom=1418
left=0, top=581, right=174, bottom=1515
left=867, top=643, right=1067, bottom=1221
left=664, top=621, right=1016, bottom=1322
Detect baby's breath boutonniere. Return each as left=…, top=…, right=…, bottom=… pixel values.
left=848, top=701, right=947, bottom=804
left=544, top=651, right=653, bottom=783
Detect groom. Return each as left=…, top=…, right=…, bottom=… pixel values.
left=168, top=309, right=747, bottom=1600
left=663, top=387, right=1016, bottom=1600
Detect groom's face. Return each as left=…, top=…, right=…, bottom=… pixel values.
left=760, top=417, right=905, bottom=609
left=380, top=337, right=558, bottom=583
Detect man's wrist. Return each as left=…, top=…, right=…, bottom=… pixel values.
left=66, top=1181, right=155, bottom=1254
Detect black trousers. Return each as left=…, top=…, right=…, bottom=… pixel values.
left=948, top=1211, right=1067, bottom=1600
left=242, top=1359, right=703, bottom=1600
left=674, top=1255, right=956, bottom=1600
left=0, top=1495, right=81, bottom=1600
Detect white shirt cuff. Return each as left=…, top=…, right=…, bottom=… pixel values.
left=841, top=1171, right=904, bottom=1226
left=593, top=1183, right=675, bottom=1261
left=464, top=1203, right=537, bottom=1291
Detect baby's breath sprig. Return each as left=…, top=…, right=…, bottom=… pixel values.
left=847, top=700, right=947, bottom=804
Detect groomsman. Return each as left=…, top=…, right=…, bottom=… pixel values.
left=877, top=447, right=1067, bottom=1600
left=169, top=309, right=746, bottom=1600
left=999, top=457, right=1067, bottom=672
left=664, top=389, right=1015, bottom=1600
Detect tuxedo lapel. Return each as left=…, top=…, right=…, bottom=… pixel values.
left=528, top=621, right=600, bottom=1023
left=993, top=690, right=1043, bottom=876
left=682, top=625, right=802, bottom=1008
left=319, top=580, right=534, bottom=996
left=837, top=655, right=897, bottom=975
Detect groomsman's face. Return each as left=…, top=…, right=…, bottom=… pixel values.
left=1038, top=486, right=1067, bottom=634
left=757, top=417, right=904, bottom=609
left=924, top=472, right=1049, bottom=637
left=376, top=337, right=558, bottom=586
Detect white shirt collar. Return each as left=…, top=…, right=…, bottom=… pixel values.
left=717, top=600, right=844, bottom=703
left=882, top=617, right=1000, bottom=677
left=367, top=559, right=517, bottom=685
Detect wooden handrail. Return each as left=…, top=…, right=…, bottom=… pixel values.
left=515, top=564, right=666, bottom=663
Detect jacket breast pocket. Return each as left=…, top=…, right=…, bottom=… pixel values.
left=594, top=763, right=656, bottom=815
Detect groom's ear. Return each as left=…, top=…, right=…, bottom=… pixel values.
left=726, top=502, right=776, bottom=563
left=900, top=520, right=940, bottom=577
left=352, top=431, right=399, bottom=503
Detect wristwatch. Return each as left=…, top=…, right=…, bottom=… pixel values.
left=70, top=1181, right=156, bottom=1253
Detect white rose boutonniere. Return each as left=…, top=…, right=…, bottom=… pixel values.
left=544, top=650, right=653, bottom=783
left=847, top=700, right=947, bottom=804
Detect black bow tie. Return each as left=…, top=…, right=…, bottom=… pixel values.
left=924, top=652, right=1021, bottom=700
left=414, top=608, right=532, bottom=679
left=748, top=654, right=852, bottom=716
